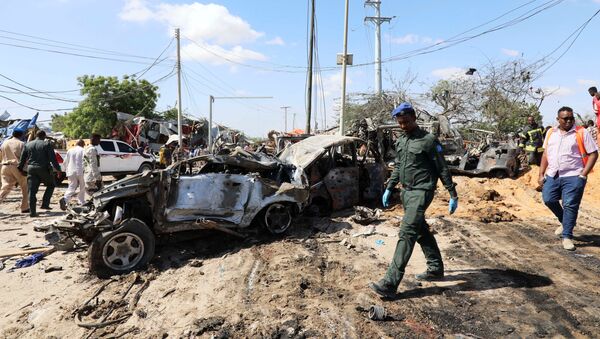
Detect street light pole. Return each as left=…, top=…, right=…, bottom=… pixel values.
left=280, top=106, right=290, bottom=132
left=208, top=96, right=273, bottom=152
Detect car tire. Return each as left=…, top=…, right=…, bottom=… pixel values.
left=88, top=218, right=155, bottom=278
left=138, top=162, right=153, bottom=173
left=261, top=203, right=293, bottom=235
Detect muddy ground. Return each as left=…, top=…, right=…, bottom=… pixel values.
left=1, top=168, right=600, bottom=338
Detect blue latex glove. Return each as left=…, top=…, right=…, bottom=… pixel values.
left=448, top=197, right=458, bottom=214
left=382, top=189, right=392, bottom=207
left=14, top=253, right=44, bottom=269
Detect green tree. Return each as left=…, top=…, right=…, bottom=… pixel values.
left=158, top=106, right=179, bottom=121
left=51, top=75, right=159, bottom=138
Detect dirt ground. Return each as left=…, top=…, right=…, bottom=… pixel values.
left=1, top=168, right=600, bottom=338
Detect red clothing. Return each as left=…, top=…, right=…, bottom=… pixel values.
left=594, top=96, right=600, bottom=126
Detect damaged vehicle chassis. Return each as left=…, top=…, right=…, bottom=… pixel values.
left=47, top=151, right=309, bottom=277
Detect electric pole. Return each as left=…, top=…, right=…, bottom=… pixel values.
left=306, top=0, right=315, bottom=135
left=339, top=0, right=350, bottom=136
left=365, top=1, right=392, bottom=96
left=175, top=28, right=183, bottom=149
left=280, top=106, right=290, bottom=132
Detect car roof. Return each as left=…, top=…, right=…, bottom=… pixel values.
left=278, top=135, right=362, bottom=168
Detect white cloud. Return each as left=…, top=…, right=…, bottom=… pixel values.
left=317, top=72, right=351, bottom=98
left=501, top=48, right=520, bottom=57
left=181, top=43, right=267, bottom=65
left=577, top=79, right=596, bottom=86
left=544, top=86, right=574, bottom=97
left=390, top=33, right=441, bottom=45
left=120, top=0, right=267, bottom=64
left=265, top=37, right=285, bottom=46
left=431, top=67, right=465, bottom=79
left=119, top=0, right=154, bottom=22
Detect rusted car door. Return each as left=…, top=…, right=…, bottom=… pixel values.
left=165, top=173, right=252, bottom=224
left=323, top=144, right=360, bottom=210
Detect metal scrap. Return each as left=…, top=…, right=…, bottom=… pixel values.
left=351, top=206, right=382, bottom=225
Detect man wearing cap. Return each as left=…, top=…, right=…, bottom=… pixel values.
left=0, top=129, right=29, bottom=213
left=369, top=102, right=458, bottom=298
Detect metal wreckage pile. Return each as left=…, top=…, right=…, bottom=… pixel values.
left=39, top=111, right=519, bottom=277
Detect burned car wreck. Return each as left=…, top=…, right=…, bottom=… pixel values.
left=279, top=135, right=386, bottom=214
left=46, top=148, right=309, bottom=276
left=45, top=136, right=384, bottom=277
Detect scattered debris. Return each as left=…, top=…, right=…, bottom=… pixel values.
left=14, top=253, right=45, bottom=269
left=162, top=288, right=176, bottom=298
left=193, top=316, right=225, bottom=335
left=375, top=239, right=385, bottom=246
left=44, top=266, right=62, bottom=273
left=0, top=228, right=22, bottom=233
left=16, top=232, right=27, bottom=236
left=368, top=305, right=387, bottom=321
left=188, top=259, right=204, bottom=267
left=351, top=206, right=382, bottom=225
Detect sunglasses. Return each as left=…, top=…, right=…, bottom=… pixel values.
left=559, top=116, right=575, bottom=121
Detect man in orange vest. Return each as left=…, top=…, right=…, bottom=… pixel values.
left=538, top=106, right=598, bottom=251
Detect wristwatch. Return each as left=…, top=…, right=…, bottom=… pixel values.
left=578, top=174, right=587, bottom=180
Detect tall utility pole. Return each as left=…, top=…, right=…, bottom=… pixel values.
left=175, top=28, right=183, bottom=149
left=305, top=0, right=315, bottom=135
left=280, top=106, right=290, bottom=132
left=208, top=96, right=273, bottom=152
left=365, top=1, right=392, bottom=96
left=339, top=0, right=350, bottom=136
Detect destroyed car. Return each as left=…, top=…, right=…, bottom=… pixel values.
left=45, top=149, right=309, bottom=277
left=278, top=135, right=386, bottom=214
left=447, top=134, right=520, bottom=178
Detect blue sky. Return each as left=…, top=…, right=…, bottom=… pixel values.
left=1, top=0, right=599, bottom=137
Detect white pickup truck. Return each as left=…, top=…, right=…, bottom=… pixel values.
left=55, top=139, right=155, bottom=182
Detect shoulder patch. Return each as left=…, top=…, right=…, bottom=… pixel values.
left=436, top=144, right=443, bottom=153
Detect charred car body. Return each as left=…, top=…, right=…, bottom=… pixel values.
left=47, top=149, right=309, bottom=276
left=279, top=135, right=386, bottom=214
left=46, top=136, right=383, bottom=277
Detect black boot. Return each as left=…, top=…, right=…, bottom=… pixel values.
left=368, top=279, right=397, bottom=298
left=415, top=270, right=444, bottom=281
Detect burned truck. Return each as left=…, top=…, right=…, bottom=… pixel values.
left=46, top=149, right=309, bottom=277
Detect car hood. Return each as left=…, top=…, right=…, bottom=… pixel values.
left=278, top=135, right=362, bottom=168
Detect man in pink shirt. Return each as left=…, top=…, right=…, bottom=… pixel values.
left=538, top=106, right=598, bottom=251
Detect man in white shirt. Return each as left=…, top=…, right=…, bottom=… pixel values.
left=60, top=139, right=86, bottom=210
left=84, top=134, right=102, bottom=195
left=538, top=106, right=598, bottom=251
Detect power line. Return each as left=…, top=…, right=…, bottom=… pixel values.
left=533, top=8, right=600, bottom=81
left=0, top=94, right=75, bottom=112
left=0, top=41, right=172, bottom=66
left=0, top=29, right=157, bottom=60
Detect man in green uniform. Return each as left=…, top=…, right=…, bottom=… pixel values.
left=518, top=116, right=544, bottom=166
left=369, top=102, right=458, bottom=298
left=18, top=130, right=61, bottom=217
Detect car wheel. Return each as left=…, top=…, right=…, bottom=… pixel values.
left=138, top=163, right=153, bottom=173
left=262, top=203, right=293, bottom=235
left=88, top=218, right=155, bottom=278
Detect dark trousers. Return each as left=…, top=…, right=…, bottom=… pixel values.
left=527, top=151, right=542, bottom=166
left=27, top=166, right=56, bottom=214
left=542, top=175, right=586, bottom=239
left=384, top=189, right=443, bottom=288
